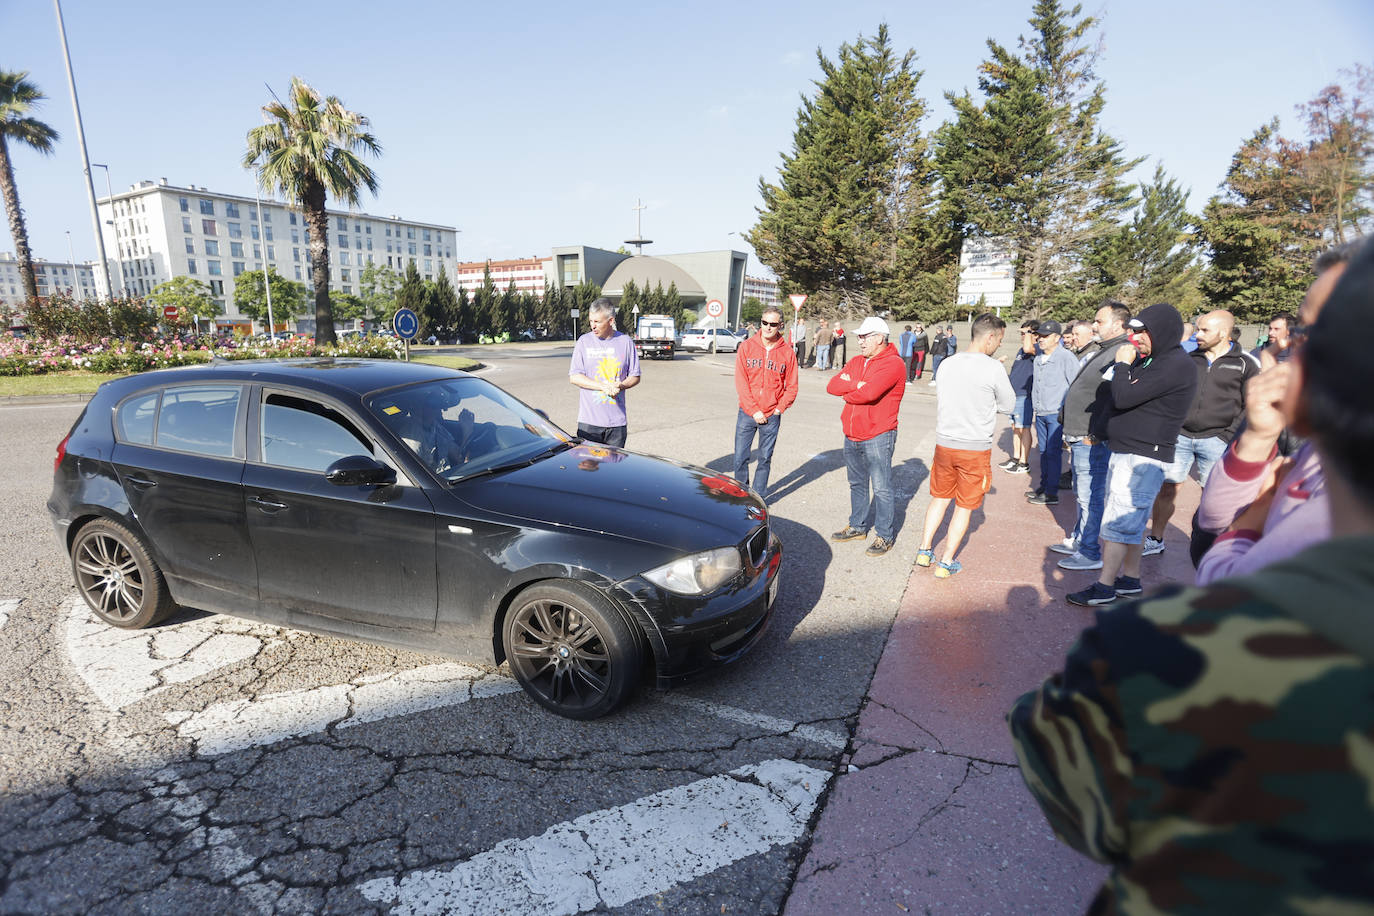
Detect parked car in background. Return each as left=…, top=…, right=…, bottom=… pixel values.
left=679, top=327, right=740, bottom=353
left=48, top=359, right=780, bottom=719
left=633, top=314, right=676, bottom=360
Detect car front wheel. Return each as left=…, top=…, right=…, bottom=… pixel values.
left=70, top=519, right=175, bottom=629
left=503, top=581, right=641, bottom=719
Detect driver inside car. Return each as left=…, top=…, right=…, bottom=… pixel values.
left=396, top=394, right=475, bottom=475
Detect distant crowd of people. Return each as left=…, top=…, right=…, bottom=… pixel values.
left=564, top=235, right=1374, bottom=912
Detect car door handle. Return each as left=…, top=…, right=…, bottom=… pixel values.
left=125, top=475, right=157, bottom=489
left=249, top=495, right=288, bottom=512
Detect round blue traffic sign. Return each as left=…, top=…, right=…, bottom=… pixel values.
left=393, top=308, right=419, bottom=340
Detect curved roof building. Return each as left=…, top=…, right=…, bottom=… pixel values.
left=601, top=256, right=705, bottom=301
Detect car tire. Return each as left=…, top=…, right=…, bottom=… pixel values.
left=503, top=581, right=641, bottom=720
left=70, top=518, right=176, bottom=629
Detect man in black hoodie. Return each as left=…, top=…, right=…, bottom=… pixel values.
left=1067, top=303, right=1198, bottom=606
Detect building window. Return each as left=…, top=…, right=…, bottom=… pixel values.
left=366, top=238, right=372, bottom=251
left=407, top=227, right=415, bottom=240
left=225, top=202, right=240, bottom=218
left=228, top=222, right=242, bottom=238
left=266, top=246, right=275, bottom=260
left=354, top=237, right=361, bottom=250
left=289, top=212, right=297, bottom=225
left=187, top=259, right=197, bottom=274
left=205, top=240, right=220, bottom=256
left=423, top=244, right=432, bottom=256
left=232, top=262, right=245, bottom=277
left=265, top=226, right=273, bottom=241
left=253, top=245, right=261, bottom=259
left=209, top=279, right=224, bottom=295
left=335, top=216, right=346, bottom=229
left=424, top=260, right=432, bottom=274
left=422, top=229, right=431, bottom=241
left=340, top=252, right=350, bottom=265
left=341, top=269, right=351, bottom=281
left=341, top=285, right=351, bottom=294
left=354, top=222, right=361, bottom=233
left=385, top=226, right=392, bottom=237
left=292, top=247, right=300, bottom=262
left=185, top=239, right=195, bottom=255
left=291, top=228, right=299, bottom=243
left=408, top=242, right=416, bottom=256
left=202, top=219, right=217, bottom=235
left=199, top=199, right=214, bottom=215
left=182, top=216, right=192, bottom=233
left=207, top=260, right=222, bottom=276
left=179, top=196, right=189, bottom=212
left=230, top=242, right=244, bottom=258
left=248, top=206, right=257, bottom=221
left=365, top=225, right=371, bottom=234
left=251, top=224, right=260, bottom=240
left=337, top=234, right=348, bottom=248
left=294, top=266, right=302, bottom=280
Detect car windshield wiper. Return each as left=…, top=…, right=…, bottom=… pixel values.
left=450, top=440, right=573, bottom=482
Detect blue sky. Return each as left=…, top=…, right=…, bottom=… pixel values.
left=3, top=0, right=1371, bottom=274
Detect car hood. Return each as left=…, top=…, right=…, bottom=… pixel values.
left=450, top=446, right=766, bottom=552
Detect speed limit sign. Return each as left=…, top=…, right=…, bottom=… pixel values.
left=706, top=299, right=724, bottom=319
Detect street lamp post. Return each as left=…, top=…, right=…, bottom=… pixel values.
left=253, top=185, right=274, bottom=340
left=90, top=163, right=123, bottom=296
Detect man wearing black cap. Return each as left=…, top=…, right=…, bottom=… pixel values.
left=1026, top=320, right=1080, bottom=506
left=1067, top=303, right=1197, bottom=606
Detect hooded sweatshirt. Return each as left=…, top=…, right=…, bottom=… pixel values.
left=825, top=342, right=906, bottom=440
left=735, top=332, right=799, bottom=417
left=1105, top=303, right=1198, bottom=462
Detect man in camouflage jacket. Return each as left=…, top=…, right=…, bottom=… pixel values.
left=1008, top=239, right=1374, bottom=914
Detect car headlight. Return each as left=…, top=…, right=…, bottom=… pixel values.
left=642, top=546, right=742, bottom=595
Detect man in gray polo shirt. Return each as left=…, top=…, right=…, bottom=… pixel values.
left=1027, top=320, right=1081, bottom=506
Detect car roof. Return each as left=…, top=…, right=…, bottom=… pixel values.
left=96, top=358, right=465, bottom=403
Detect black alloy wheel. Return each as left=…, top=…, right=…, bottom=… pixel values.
left=71, top=519, right=175, bottom=629
left=503, top=582, right=640, bottom=720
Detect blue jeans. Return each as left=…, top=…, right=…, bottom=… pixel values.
left=734, top=409, right=782, bottom=499
left=843, top=429, right=897, bottom=540
left=815, top=344, right=831, bottom=370
left=931, top=353, right=944, bottom=377
left=1068, top=439, right=1109, bottom=561
left=1034, top=413, right=1064, bottom=496
left=1164, top=434, right=1228, bottom=486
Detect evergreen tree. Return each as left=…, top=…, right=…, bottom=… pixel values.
left=470, top=266, right=497, bottom=338
left=431, top=267, right=459, bottom=341
left=663, top=281, right=684, bottom=327
left=1089, top=165, right=1201, bottom=311
left=396, top=260, right=425, bottom=334
left=749, top=25, right=942, bottom=315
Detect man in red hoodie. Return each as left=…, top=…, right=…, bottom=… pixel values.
left=827, top=316, right=907, bottom=556
left=733, top=307, right=799, bottom=501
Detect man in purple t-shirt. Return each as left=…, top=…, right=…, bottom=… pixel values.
left=568, top=298, right=641, bottom=447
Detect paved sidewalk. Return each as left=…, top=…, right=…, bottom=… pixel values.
left=786, top=447, right=1202, bottom=915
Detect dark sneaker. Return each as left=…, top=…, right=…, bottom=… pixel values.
left=866, top=537, right=894, bottom=557
left=1067, top=582, right=1119, bottom=607
left=1028, top=492, right=1060, bottom=505
left=831, top=525, right=867, bottom=542
left=998, top=457, right=1020, bottom=472
left=1142, top=535, right=1165, bottom=557
left=1114, top=576, right=1143, bottom=596
left=1025, top=487, right=1044, bottom=499
left=1011, top=462, right=1030, bottom=474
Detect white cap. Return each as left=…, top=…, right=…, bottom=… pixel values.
left=856, top=316, right=890, bottom=337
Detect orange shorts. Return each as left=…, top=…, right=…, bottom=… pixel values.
left=929, top=445, right=992, bottom=510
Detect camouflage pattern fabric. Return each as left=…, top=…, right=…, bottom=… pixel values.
left=1008, top=534, right=1374, bottom=915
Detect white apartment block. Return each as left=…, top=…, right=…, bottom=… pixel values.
left=453, top=256, right=552, bottom=298
left=744, top=274, right=779, bottom=309
left=1, top=252, right=100, bottom=308
left=97, top=178, right=458, bottom=328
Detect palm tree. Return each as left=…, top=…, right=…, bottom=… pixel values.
left=1, top=70, right=60, bottom=304
left=243, top=77, right=379, bottom=345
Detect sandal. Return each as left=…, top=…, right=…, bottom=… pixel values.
left=916, top=548, right=934, bottom=568
left=934, top=560, right=962, bottom=579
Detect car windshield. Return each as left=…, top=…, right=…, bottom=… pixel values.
left=368, top=377, right=573, bottom=483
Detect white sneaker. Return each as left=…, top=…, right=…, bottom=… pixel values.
left=1057, top=551, right=1104, bottom=571
left=1048, top=537, right=1078, bottom=556
left=1142, top=535, right=1165, bottom=557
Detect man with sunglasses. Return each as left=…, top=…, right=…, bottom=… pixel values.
left=1193, top=241, right=1357, bottom=584
left=827, top=317, right=907, bottom=556
left=733, top=308, right=799, bottom=501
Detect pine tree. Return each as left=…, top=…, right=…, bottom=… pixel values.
left=430, top=266, right=458, bottom=341
left=1089, top=165, right=1201, bottom=311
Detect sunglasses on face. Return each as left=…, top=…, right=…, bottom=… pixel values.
left=761, top=320, right=781, bottom=327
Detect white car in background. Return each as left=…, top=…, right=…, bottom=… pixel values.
left=679, top=327, right=740, bottom=353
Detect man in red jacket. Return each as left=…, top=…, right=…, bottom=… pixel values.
left=827, top=316, right=907, bottom=556
left=733, top=307, right=799, bottom=501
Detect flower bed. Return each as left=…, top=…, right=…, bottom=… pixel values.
left=0, top=332, right=405, bottom=377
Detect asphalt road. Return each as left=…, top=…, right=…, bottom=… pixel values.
left=0, top=346, right=942, bottom=914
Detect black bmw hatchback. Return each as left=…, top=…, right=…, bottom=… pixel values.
left=48, top=358, right=780, bottom=719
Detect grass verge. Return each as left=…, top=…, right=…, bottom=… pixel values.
left=0, top=371, right=125, bottom=398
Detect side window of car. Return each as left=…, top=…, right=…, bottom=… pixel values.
left=116, top=392, right=160, bottom=445
left=261, top=393, right=372, bottom=472
left=154, top=386, right=240, bottom=458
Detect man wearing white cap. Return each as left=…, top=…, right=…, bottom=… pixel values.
left=826, top=316, right=907, bottom=556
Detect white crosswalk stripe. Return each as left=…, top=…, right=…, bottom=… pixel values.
left=0, top=598, right=17, bottom=630
left=357, top=758, right=831, bottom=916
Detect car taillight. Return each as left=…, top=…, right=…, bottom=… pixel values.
left=54, top=433, right=70, bottom=474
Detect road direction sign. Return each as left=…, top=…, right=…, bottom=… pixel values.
left=789, top=294, right=807, bottom=311
left=706, top=299, right=724, bottom=319
left=161, top=305, right=179, bottom=321
left=393, top=308, right=419, bottom=340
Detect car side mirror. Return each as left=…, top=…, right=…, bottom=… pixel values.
left=325, top=454, right=397, bottom=487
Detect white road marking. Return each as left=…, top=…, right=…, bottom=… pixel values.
left=357, top=758, right=831, bottom=916
left=65, top=597, right=274, bottom=709
left=165, top=664, right=522, bottom=756
left=0, top=598, right=17, bottom=630
left=660, top=694, right=847, bottom=750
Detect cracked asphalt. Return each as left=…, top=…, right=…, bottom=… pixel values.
left=1, top=345, right=945, bottom=914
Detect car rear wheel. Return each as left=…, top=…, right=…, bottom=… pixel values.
left=503, top=582, right=641, bottom=719
left=71, top=519, right=175, bottom=629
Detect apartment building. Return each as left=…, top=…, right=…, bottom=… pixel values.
left=0, top=252, right=100, bottom=309
left=452, top=256, right=551, bottom=298
left=743, top=274, right=779, bottom=309
left=97, top=178, right=458, bottom=329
